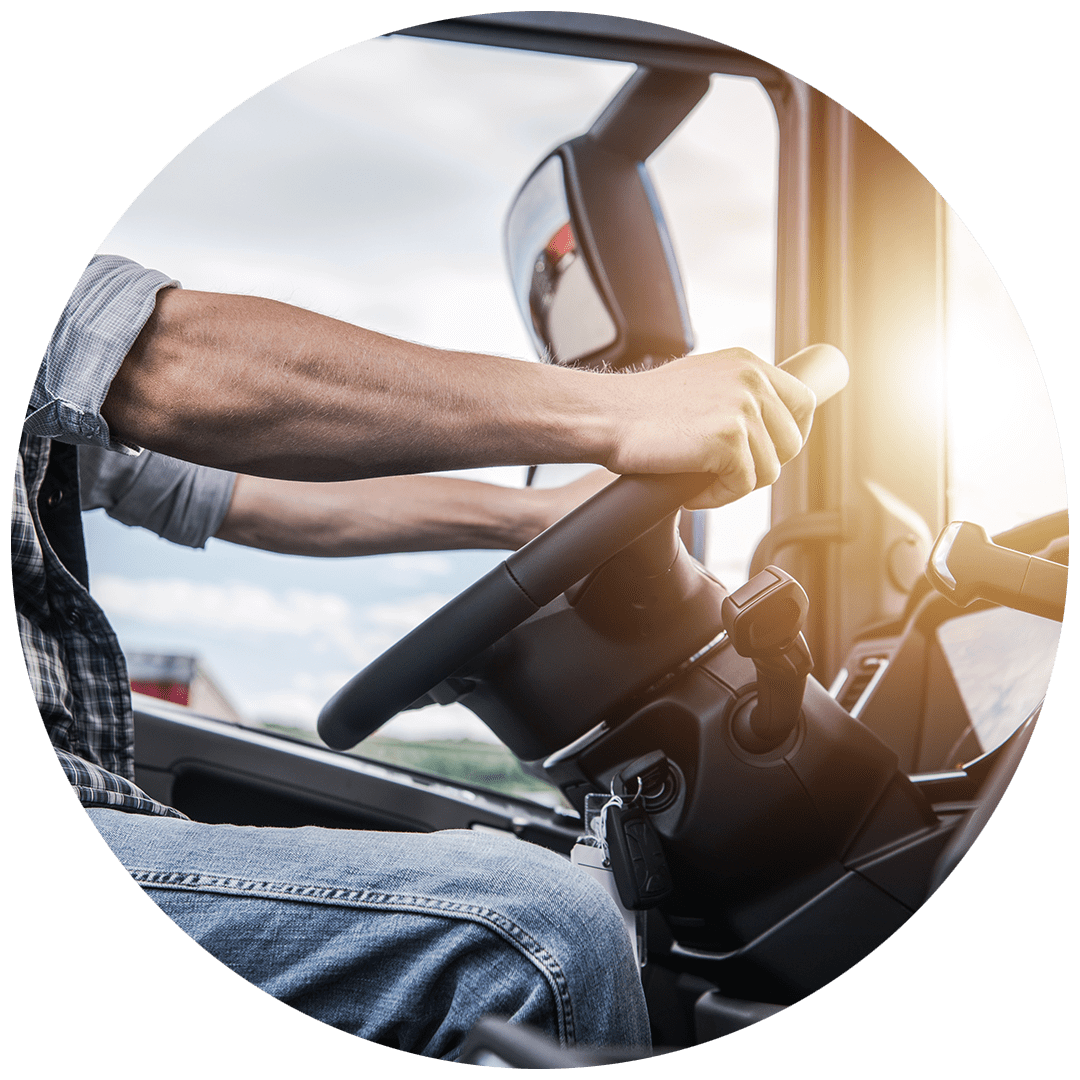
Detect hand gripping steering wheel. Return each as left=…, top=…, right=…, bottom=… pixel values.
left=318, top=345, right=849, bottom=751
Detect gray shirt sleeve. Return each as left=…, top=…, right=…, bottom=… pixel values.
left=25, top=254, right=178, bottom=453
left=79, top=445, right=237, bottom=549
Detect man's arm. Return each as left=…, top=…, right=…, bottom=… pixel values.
left=80, top=437, right=612, bottom=556
left=214, top=469, right=615, bottom=557
left=101, top=286, right=815, bottom=509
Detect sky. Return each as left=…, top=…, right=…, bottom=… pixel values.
left=85, top=33, right=786, bottom=736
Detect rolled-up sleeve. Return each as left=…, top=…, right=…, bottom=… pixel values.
left=79, top=445, right=237, bottom=549
left=24, top=254, right=178, bottom=453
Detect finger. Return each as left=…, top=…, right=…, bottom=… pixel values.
left=684, top=472, right=751, bottom=511
left=720, top=354, right=811, bottom=465
left=684, top=438, right=760, bottom=510
left=745, top=411, right=785, bottom=487
left=762, top=363, right=817, bottom=443
left=756, top=380, right=811, bottom=466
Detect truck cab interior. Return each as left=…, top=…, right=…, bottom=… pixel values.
left=82, top=12, right=1066, bottom=1066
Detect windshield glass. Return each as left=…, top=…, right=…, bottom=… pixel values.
left=84, top=35, right=635, bottom=808
left=79, top=37, right=778, bottom=801
left=77, top=32, right=1060, bottom=807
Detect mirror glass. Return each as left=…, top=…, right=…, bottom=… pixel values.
left=506, top=155, right=617, bottom=365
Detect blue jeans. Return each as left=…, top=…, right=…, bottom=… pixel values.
left=88, top=809, right=651, bottom=1060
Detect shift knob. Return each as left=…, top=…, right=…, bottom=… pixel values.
left=722, top=566, right=813, bottom=752
left=721, top=566, right=808, bottom=655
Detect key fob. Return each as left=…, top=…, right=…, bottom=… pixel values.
left=605, top=801, right=674, bottom=910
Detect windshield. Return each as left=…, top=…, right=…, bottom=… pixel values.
left=80, top=31, right=1062, bottom=807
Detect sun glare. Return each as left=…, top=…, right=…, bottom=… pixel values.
left=944, top=211, right=1066, bottom=535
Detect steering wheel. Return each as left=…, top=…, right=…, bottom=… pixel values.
left=318, top=345, right=849, bottom=751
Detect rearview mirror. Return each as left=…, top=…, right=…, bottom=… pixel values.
left=506, top=156, right=619, bottom=366
left=505, top=68, right=709, bottom=372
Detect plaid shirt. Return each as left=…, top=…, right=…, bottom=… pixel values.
left=15, top=255, right=187, bottom=818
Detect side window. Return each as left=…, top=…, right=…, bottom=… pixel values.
left=924, top=212, right=1067, bottom=769
left=944, top=210, right=1067, bottom=533
left=84, top=37, right=780, bottom=804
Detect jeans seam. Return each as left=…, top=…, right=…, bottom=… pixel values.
left=129, top=868, right=576, bottom=1045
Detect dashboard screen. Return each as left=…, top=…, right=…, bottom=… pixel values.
left=936, top=606, right=1061, bottom=755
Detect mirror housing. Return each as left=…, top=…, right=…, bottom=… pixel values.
left=505, top=68, right=709, bottom=371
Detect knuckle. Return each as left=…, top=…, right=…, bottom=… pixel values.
left=720, top=346, right=762, bottom=365
left=715, top=423, right=745, bottom=457
left=779, top=374, right=816, bottom=422
left=726, top=446, right=756, bottom=497
left=735, top=364, right=769, bottom=395
left=776, top=429, right=803, bottom=465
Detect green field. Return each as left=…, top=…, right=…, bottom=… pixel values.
left=256, top=722, right=565, bottom=806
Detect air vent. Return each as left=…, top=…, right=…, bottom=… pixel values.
left=835, top=655, right=890, bottom=718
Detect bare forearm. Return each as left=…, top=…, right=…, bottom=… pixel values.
left=102, top=288, right=611, bottom=481
left=101, top=285, right=816, bottom=509
left=215, top=473, right=582, bottom=557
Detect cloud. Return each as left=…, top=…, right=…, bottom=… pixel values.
left=361, top=592, right=453, bottom=631
left=244, top=689, right=328, bottom=727
left=96, top=574, right=507, bottom=743
left=93, top=575, right=454, bottom=668
left=95, top=575, right=351, bottom=635
left=374, top=553, right=454, bottom=578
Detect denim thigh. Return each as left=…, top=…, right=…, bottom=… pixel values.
left=87, top=809, right=651, bottom=1059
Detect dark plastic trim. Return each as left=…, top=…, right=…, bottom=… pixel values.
left=133, top=697, right=581, bottom=851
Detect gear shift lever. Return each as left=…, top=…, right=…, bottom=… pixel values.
left=926, top=520, right=1066, bottom=622
left=721, top=566, right=813, bottom=752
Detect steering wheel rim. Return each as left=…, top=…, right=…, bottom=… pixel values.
left=318, top=345, right=849, bottom=751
